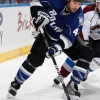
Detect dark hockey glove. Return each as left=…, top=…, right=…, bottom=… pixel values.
left=46, top=44, right=62, bottom=58
left=33, top=11, right=50, bottom=31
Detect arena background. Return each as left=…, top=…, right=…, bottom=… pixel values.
left=0, top=1, right=94, bottom=62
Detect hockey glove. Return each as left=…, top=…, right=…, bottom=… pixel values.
left=46, top=44, right=62, bottom=58
left=33, top=11, right=50, bottom=31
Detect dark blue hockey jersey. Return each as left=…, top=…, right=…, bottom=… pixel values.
left=31, top=0, right=84, bottom=50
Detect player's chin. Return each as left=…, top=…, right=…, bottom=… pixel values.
left=72, top=9, right=77, bottom=13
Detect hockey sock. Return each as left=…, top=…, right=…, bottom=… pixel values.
left=71, top=66, right=87, bottom=84
left=88, top=57, right=100, bottom=72
left=60, top=58, right=75, bottom=77
left=14, top=65, right=33, bottom=84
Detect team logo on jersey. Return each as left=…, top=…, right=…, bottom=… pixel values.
left=78, top=17, right=83, bottom=26
left=0, top=12, right=3, bottom=26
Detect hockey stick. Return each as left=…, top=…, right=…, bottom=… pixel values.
left=39, top=28, right=71, bottom=100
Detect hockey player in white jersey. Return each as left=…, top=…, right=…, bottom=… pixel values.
left=54, top=0, right=100, bottom=99
left=7, top=0, right=94, bottom=100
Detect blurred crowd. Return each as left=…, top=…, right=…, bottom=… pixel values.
left=0, top=0, right=94, bottom=4
left=0, top=0, right=31, bottom=4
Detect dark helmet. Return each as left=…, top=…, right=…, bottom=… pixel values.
left=67, top=0, right=84, bottom=3
left=75, top=0, right=84, bottom=3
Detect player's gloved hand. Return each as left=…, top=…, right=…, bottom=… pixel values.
left=49, top=46, right=57, bottom=55
left=33, top=10, right=50, bottom=31
left=46, top=44, right=62, bottom=58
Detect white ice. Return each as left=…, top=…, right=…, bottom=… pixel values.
left=0, top=53, right=100, bottom=100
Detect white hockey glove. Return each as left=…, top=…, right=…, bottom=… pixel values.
left=33, top=11, right=50, bottom=31
left=46, top=44, right=62, bottom=58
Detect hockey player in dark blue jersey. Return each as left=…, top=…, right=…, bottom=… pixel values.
left=7, top=0, right=94, bottom=100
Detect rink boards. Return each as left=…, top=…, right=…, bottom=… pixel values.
left=0, top=4, right=88, bottom=62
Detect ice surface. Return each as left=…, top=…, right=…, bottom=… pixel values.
left=0, top=53, right=100, bottom=100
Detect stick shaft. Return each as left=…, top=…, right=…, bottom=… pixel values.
left=39, top=28, right=71, bottom=100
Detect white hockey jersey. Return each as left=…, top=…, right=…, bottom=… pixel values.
left=80, top=4, right=100, bottom=40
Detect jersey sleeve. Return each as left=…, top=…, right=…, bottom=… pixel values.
left=82, top=12, right=91, bottom=41
left=81, top=4, right=96, bottom=41
left=54, top=23, right=83, bottom=50
left=59, top=20, right=83, bottom=50
left=55, top=13, right=83, bottom=50
left=30, top=0, right=50, bottom=17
